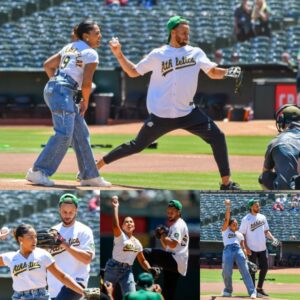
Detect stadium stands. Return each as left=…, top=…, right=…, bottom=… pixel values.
left=0, top=191, right=100, bottom=275
left=200, top=193, right=300, bottom=242
left=0, top=0, right=299, bottom=69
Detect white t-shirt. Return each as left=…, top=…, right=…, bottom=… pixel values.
left=58, top=40, right=99, bottom=88
left=165, top=218, right=189, bottom=276
left=135, top=45, right=217, bottom=118
left=222, top=229, right=244, bottom=247
left=112, top=231, right=143, bottom=266
left=47, top=221, right=95, bottom=298
left=239, top=213, right=270, bottom=252
left=1, top=248, right=54, bottom=292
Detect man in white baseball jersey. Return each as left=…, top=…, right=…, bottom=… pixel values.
left=239, top=199, right=277, bottom=297
left=143, top=200, right=189, bottom=300
left=47, top=193, right=95, bottom=300
left=96, top=15, right=242, bottom=190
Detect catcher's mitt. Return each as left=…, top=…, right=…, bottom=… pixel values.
left=149, top=267, right=161, bottom=280
left=224, top=66, right=243, bottom=94
left=37, top=229, right=64, bottom=249
left=247, top=260, right=258, bottom=273
left=271, top=238, right=281, bottom=247
left=83, top=288, right=100, bottom=300
left=155, top=225, right=169, bottom=239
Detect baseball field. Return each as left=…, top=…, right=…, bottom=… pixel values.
left=200, top=268, right=300, bottom=300
left=0, top=120, right=276, bottom=190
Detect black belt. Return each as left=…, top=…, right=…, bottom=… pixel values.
left=111, top=258, right=131, bottom=267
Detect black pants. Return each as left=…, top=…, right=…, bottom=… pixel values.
left=143, top=248, right=181, bottom=300
left=248, top=250, right=268, bottom=289
left=104, top=108, right=231, bottom=177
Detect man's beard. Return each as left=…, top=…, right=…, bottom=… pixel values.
left=61, top=215, right=76, bottom=226
left=175, top=37, right=188, bottom=47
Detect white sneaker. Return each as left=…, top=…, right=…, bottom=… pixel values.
left=80, top=176, right=112, bottom=187
left=26, top=168, right=54, bottom=187
left=221, top=291, right=232, bottom=297
left=250, top=292, right=257, bottom=299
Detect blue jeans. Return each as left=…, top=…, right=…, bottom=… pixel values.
left=33, top=73, right=99, bottom=179
left=104, top=258, right=136, bottom=296
left=12, top=288, right=49, bottom=300
left=51, top=286, right=82, bottom=300
left=222, top=243, right=256, bottom=295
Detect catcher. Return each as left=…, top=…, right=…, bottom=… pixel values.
left=143, top=200, right=189, bottom=300
left=240, top=199, right=280, bottom=297
left=221, top=199, right=256, bottom=299
left=96, top=15, right=242, bottom=190
left=104, top=196, right=160, bottom=298
left=39, top=193, right=96, bottom=300
left=259, top=104, right=300, bottom=190
left=0, top=224, right=86, bottom=300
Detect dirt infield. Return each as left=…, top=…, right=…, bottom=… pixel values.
left=201, top=268, right=300, bottom=299
left=0, top=121, right=276, bottom=189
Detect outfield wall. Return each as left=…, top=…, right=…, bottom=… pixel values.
left=0, top=65, right=296, bottom=121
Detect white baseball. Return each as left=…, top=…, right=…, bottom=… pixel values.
left=0, top=226, right=10, bottom=239
left=112, top=195, right=119, bottom=203
left=111, top=37, right=119, bottom=46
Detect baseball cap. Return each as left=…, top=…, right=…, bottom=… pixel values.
left=59, top=193, right=79, bottom=207
left=136, top=272, right=154, bottom=288
left=167, top=15, right=189, bottom=42
left=247, top=199, right=259, bottom=209
left=168, top=200, right=182, bottom=211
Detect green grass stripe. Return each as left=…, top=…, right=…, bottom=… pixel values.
left=0, top=172, right=261, bottom=190
left=0, top=128, right=271, bottom=155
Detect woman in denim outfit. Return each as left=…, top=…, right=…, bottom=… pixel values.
left=26, top=20, right=111, bottom=188
left=0, top=224, right=85, bottom=300
left=104, top=196, right=154, bottom=297
left=221, top=199, right=256, bottom=299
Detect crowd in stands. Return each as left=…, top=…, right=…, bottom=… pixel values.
left=273, top=194, right=300, bottom=212
left=234, top=0, right=271, bottom=42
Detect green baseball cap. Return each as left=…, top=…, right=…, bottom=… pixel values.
left=247, top=199, right=259, bottom=209
left=136, top=272, right=154, bottom=288
left=168, top=199, right=182, bottom=211
left=59, top=193, right=78, bottom=207
left=167, top=15, right=189, bottom=42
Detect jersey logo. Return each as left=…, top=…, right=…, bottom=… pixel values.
left=250, top=220, right=265, bottom=231
left=228, top=233, right=236, bottom=239
left=123, top=243, right=140, bottom=252
left=161, top=56, right=196, bottom=77
left=161, top=59, right=173, bottom=76
left=181, top=233, right=189, bottom=247
left=50, top=237, right=81, bottom=256
left=13, top=261, right=41, bottom=276
left=175, top=56, right=196, bottom=70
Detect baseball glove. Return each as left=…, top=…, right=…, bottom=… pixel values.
left=224, top=66, right=243, bottom=94
left=247, top=260, right=258, bottom=273
left=37, top=229, right=64, bottom=249
left=155, top=225, right=169, bottom=239
left=271, top=238, right=281, bottom=247
left=149, top=267, right=161, bottom=280
left=83, top=288, right=100, bottom=300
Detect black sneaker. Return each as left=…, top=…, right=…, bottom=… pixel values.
left=257, top=288, right=269, bottom=297
left=220, top=181, right=241, bottom=190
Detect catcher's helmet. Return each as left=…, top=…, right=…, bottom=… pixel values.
left=275, top=104, right=300, bottom=132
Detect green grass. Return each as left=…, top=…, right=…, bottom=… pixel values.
left=1, top=172, right=261, bottom=189
left=201, top=269, right=300, bottom=299
left=200, top=292, right=300, bottom=300
left=201, top=269, right=300, bottom=284
left=0, top=128, right=271, bottom=155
